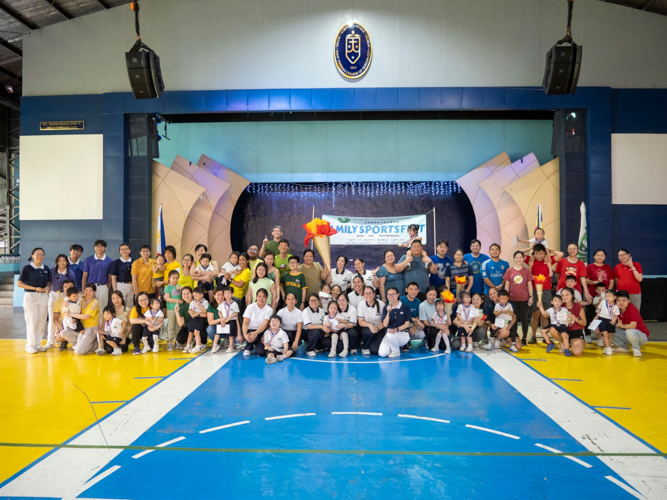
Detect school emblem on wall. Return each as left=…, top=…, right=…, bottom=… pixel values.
left=334, top=22, right=372, bottom=79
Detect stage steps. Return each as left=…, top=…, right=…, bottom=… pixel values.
left=0, top=275, right=14, bottom=309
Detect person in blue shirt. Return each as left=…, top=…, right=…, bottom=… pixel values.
left=379, top=287, right=412, bottom=357
left=110, top=242, right=134, bottom=309
left=398, top=240, right=437, bottom=300
left=68, top=244, right=84, bottom=289
left=400, top=282, right=425, bottom=349
left=463, top=239, right=490, bottom=295
left=17, top=247, right=51, bottom=354
left=481, top=243, right=509, bottom=297
left=430, top=239, right=453, bottom=288
left=81, top=240, right=114, bottom=324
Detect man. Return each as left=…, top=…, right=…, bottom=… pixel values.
left=81, top=240, right=114, bottom=324
left=527, top=243, right=562, bottom=344
left=418, top=286, right=439, bottom=349
left=430, top=239, right=453, bottom=289
left=612, top=290, right=649, bottom=357
left=52, top=279, right=75, bottom=351
left=259, top=225, right=283, bottom=259
left=398, top=240, right=437, bottom=300
left=131, top=245, right=156, bottom=299
left=481, top=243, right=508, bottom=297
left=110, top=242, right=134, bottom=309
left=68, top=244, right=84, bottom=289
left=247, top=244, right=263, bottom=274
left=464, top=239, right=490, bottom=295
left=274, top=240, right=292, bottom=278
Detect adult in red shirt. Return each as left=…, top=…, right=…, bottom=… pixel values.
left=558, top=287, right=587, bottom=357
left=555, top=243, right=590, bottom=302
left=614, top=248, right=643, bottom=311
left=612, top=290, right=649, bottom=357
left=503, top=251, right=533, bottom=350
left=585, top=249, right=615, bottom=297
left=527, top=244, right=564, bottom=344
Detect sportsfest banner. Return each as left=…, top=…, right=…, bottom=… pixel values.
left=322, top=214, right=427, bottom=246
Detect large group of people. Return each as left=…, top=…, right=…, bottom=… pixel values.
left=18, top=224, right=650, bottom=361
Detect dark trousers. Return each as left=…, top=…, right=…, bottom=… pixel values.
left=284, top=330, right=297, bottom=345
left=359, top=326, right=379, bottom=350
left=243, top=329, right=262, bottom=352
left=510, top=300, right=531, bottom=341
left=305, top=328, right=322, bottom=352
left=368, top=329, right=387, bottom=355
left=344, top=327, right=358, bottom=350
left=132, top=323, right=154, bottom=349
left=176, top=326, right=189, bottom=345
left=426, top=326, right=447, bottom=349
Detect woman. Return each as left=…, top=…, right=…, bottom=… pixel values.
left=277, top=292, right=304, bottom=352
left=330, top=285, right=343, bottom=303
left=347, top=275, right=365, bottom=309
left=191, top=244, right=219, bottom=288
left=379, top=287, right=412, bottom=358
left=376, top=250, right=410, bottom=302
left=503, top=251, right=534, bottom=351
left=247, top=262, right=277, bottom=309
left=260, top=251, right=281, bottom=285
left=226, top=252, right=251, bottom=308
left=336, top=293, right=358, bottom=355
left=65, top=284, right=100, bottom=355
left=18, top=247, right=51, bottom=354
left=242, top=288, right=273, bottom=356
left=353, top=258, right=377, bottom=289
left=615, top=248, right=643, bottom=311
left=357, top=286, right=386, bottom=355
left=160, top=246, right=182, bottom=287
left=175, top=286, right=193, bottom=347
left=107, top=290, right=130, bottom=353
left=298, top=249, right=329, bottom=295
left=178, top=254, right=195, bottom=289
left=47, top=254, right=75, bottom=349
left=330, top=255, right=355, bottom=292
left=206, top=288, right=224, bottom=349
left=585, top=249, right=615, bottom=330
left=129, top=292, right=151, bottom=355
left=555, top=243, right=591, bottom=302
left=445, top=249, right=473, bottom=299
left=554, top=287, right=587, bottom=357
left=302, top=293, right=329, bottom=357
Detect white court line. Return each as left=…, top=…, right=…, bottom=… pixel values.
left=199, top=420, right=250, bottom=434
left=332, top=412, right=383, bottom=416
left=535, top=443, right=592, bottom=468
left=291, top=353, right=446, bottom=364
left=265, top=413, right=316, bottom=421
left=60, top=465, right=122, bottom=500
left=132, top=436, right=186, bottom=459
left=605, top=476, right=646, bottom=499
left=398, top=414, right=450, bottom=424
left=0, top=352, right=236, bottom=499
left=477, top=350, right=667, bottom=500
left=465, top=424, right=520, bottom=440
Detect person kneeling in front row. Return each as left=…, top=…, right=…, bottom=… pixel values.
left=379, top=287, right=412, bottom=358
left=257, top=314, right=294, bottom=364
left=611, top=290, right=650, bottom=357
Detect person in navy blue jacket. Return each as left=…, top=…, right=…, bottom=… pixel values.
left=18, top=248, right=51, bottom=354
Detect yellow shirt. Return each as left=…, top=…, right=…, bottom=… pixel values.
left=164, top=260, right=182, bottom=281
left=81, top=299, right=100, bottom=329
left=248, top=258, right=263, bottom=274
left=129, top=306, right=149, bottom=320
left=178, top=267, right=195, bottom=289
left=131, top=258, right=156, bottom=294
left=232, top=267, right=252, bottom=299
left=53, top=297, right=65, bottom=314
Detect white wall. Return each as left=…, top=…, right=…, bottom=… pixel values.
left=22, top=0, right=667, bottom=96
left=611, top=134, right=667, bottom=205
left=20, top=135, right=104, bottom=219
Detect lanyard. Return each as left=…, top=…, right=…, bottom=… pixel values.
left=266, top=328, right=280, bottom=345
left=105, top=320, right=111, bottom=332
left=606, top=301, right=615, bottom=317
left=222, top=301, right=232, bottom=318
left=150, top=309, right=158, bottom=318
left=436, top=313, right=445, bottom=324
left=462, top=305, right=471, bottom=322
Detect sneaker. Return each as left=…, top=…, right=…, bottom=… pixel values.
left=597, top=338, right=605, bottom=348
left=603, top=347, right=612, bottom=356
left=614, top=346, right=629, bottom=353
left=36, top=346, right=47, bottom=352
left=558, top=343, right=564, bottom=353
left=152, top=344, right=159, bottom=353
left=388, top=351, right=401, bottom=358
left=459, top=344, right=466, bottom=351
left=509, top=345, right=519, bottom=352
left=500, top=339, right=506, bottom=347
left=307, top=351, right=316, bottom=357
left=44, top=343, right=55, bottom=350
left=277, top=354, right=285, bottom=361
left=466, top=344, right=473, bottom=352
left=527, top=336, right=537, bottom=345
left=564, top=348, right=572, bottom=357
left=212, top=344, right=220, bottom=353
left=59, top=341, right=68, bottom=351
left=494, top=339, right=500, bottom=349
left=266, top=356, right=278, bottom=364
left=226, top=345, right=235, bottom=353
left=134, top=347, right=141, bottom=355
left=182, top=346, right=190, bottom=354
left=96, top=349, right=106, bottom=356
left=244, top=350, right=252, bottom=356
left=585, top=334, right=592, bottom=344
left=361, top=349, right=371, bottom=355
left=350, top=349, right=357, bottom=354
left=401, top=344, right=410, bottom=352
left=485, top=341, right=493, bottom=351
left=473, top=342, right=479, bottom=349
left=632, top=347, right=642, bottom=357
left=328, top=350, right=336, bottom=358
left=167, top=342, right=174, bottom=351
left=445, top=348, right=451, bottom=354
left=112, top=348, right=122, bottom=355
left=26, top=346, right=38, bottom=354
left=431, top=346, right=439, bottom=352
left=340, top=350, right=348, bottom=358
left=546, top=343, right=555, bottom=353
left=141, top=344, right=151, bottom=354
left=175, top=342, right=184, bottom=349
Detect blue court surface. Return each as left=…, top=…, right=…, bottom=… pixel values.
left=65, top=349, right=645, bottom=499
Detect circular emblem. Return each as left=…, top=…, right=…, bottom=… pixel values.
left=334, top=22, right=372, bottom=79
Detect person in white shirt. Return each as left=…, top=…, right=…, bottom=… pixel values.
left=95, top=306, right=127, bottom=356
left=491, top=290, right=515, bottom=350
left=336, top=293, right=358, bottom=355
left=242, top=288, right=273, bottom=356
left=142, top=297, right=164, bottom=354
left=594, top=288, right=620, bottom=356
left=347, top=276, right=366, bottom=309
left=536, top=293, right=568, bottom=354
left=453, top=292, right=480, bottom=352
left=277, top=292, right=304, bottom=352
left=430, top=299, right=451, bottom=353
left=257, top=315, right=292, bottom=364
left=218, top=251, right=242, bottom=288
left=357, top=286, right=385, bottom=355
left=353, top=258, right=377, bottom=289
left=184, top=287, right=209, bottom=353
left=331, top=255, right=355, bottom=292
left=302, top=293, right=329, bottom=357
left=211, top=287, right=240, bottom=354
left=418, top=286, right=439, bottom=349
left=324, top=301, right=344, bottom=358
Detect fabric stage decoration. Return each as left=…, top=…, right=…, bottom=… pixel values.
left=303, top=218, right=338, bottom=270
left=578, top=202, right=588, bottom=264
left=156, top=204, right=165, bottom=256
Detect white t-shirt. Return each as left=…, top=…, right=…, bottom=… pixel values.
left=263, top=328, right=290, bottom=352
left=219, top=262, right=241, bottom=284
left=337, top=304, right=358, bottom=327
left=356, top=299, right=385, bottom=326
left=456, top=304, right=479, bottom=324
left=547, top=306, right=569, bottom=325
left=196, top=263, right=214, bottom=273
left=277, top=306, right=303, bottom=331
left=598, top=300, right=620, bottom=320
left=529, top=237, right=549, bottom=248
left=144, top=308, right=165, bottom=327
left=104, top=317, right=124, bottom=337
left=243, top=303, right=273, bottom=330
left=331, top=269, right=355, bottom=290
left=556, top=288, right=583, bottom=302
left=302, top=306, right=325, bottom=327
left=217, top=300, right=240, bottom=333
left=355, top=270, right=376, bottom=289
left=189, top=299, right=209, bottom=317
left=347, top=290, right=365, bottom=309
left=431, top=311, right=449, bottom=326
left=494, top=302, right=514, bottom=322
left=324, top=313, right=340, bottom=331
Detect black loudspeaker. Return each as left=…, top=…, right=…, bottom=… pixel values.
left=542, top=44, right=582, bottom=95
left=125, top=49, right=165, bottom=99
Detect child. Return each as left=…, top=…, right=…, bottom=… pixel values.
left=142, top=297, right=164, bottom=353
left=592, top=282, right=607, bottom=347
left=261, top=315, right=293, bottom=364
left=275, top=240, right=292, bottom=278
left=153, top=254, right=166, bottom=301
left=280, top=256, right=308, bottom=309
left=62, top=287, right=83, bottom=332
left=536, top=293, right=569, bottom=354
left=185, top=286, right=209, bottom=353
left=430, top=298, right=451, bottom=354
left=595, top=288, right=620, bottom=356
left=471, top=293, right=488, bottom=348
left=516, top=227, right=549, bottom=253
left=214, top=286, right=240, bottom=354
left=319, top=283, right=332, bottom=311
left=95, top=306, right=126, bottom=356
left=218, top=251, right=241, bottom=288
left=485, top=287, right=501, bottom=350
left=324, top=301, right=346, bottom=358
left=193, top=253, right=216, bottom=302
left=557, top=276, right=588, bottom=305
left=163, top=270, right=182, bottom=352
left=492, top=289, right=516, bottom=351
left=454, top=292, right=479, bottom=352
left=330, top=285, right=342, bottom=303
left=399, top=224, right=422, bottom=248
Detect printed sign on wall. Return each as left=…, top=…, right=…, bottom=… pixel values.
left=322, top=214, right=427, bottom=246
left=334, top=22, right=372, bottom=79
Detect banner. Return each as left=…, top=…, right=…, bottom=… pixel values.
left=323, top=214, right=427, bottom=246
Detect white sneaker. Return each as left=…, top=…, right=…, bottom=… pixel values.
left=36, top=346, right=47, bottom=352
left=141, top=344, right=151, bottom=354
left=494, top=339, right=500, bottom=349
left=226, top=345, right=235, bottom=353
left=266, top=356, right=277, bottom=364
left=585, top=334, right=592, bottom=344
left=431, top=346, right=439, bottom=352
left=182, top=346, right=189, bottom=353
left=152, top=344, right=159, bottom=353
left=26, top=347, right=38, bottom=354
left=459, top=345, right=466, bottom=352
left=167, top=342, right=174, bottom=351
left=43, top=343, right=54, bottom=350
left=328, top=350, right=336, bottom=358
left=500, top=339, right=506, bottom=347
left=361, top=349, right=371, bottom=355
left=473, top=342, right=479, bottom=349
left=466, top=344, right=473, bottom=352
left=277, top=354, right=285, bottom=362
left=340, top=350, right=348, bottom=358
left=112, top=348, right=122, bottom=355
left=350, top=349, right=357, bottom=354
left=445, top=348, right=451, bottom=354
left=212, top=344, right=220, bottom=353
left=244, top=350, right=252, bottom=356
left=486, top=341, right=494, bottom=351
left=306, top=351, right=316, bottom=357
left=509, top=345, right=519, bottom=352
left=614, top=346, right=629, bottom=353
left=597, top=338, right=605, bottom=348
left=96, top=349, right=106, bottom=356
left=388, top=351, right=401, bottom=358
left=632, top=347, right=642, bottom=357
left=603, top=347, right=612, bottom=356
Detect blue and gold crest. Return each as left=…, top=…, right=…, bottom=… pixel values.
left=334, top=22, right=372, bottom=79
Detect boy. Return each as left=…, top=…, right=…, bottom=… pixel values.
left=400, top=282, right=425, bottom=350
left=492, top=289, right=516, bottom=350
left=163, top=270, right=182, bottom=351
left=185, top=286, right=209, bottom=353
left=535, top=293, right=569, bottom=353
left=95, top=306, right=126, bottom=356
left=611, top=290, right=649, bottom=357
left=214, top=286, right=240, bottom=354
left=528, top=243, right=560, bottom=344
left=430, top=239, right=453, bottom=289
left=68, top=244, right=84, bottom=289
left=464, top=239, right=490, bottom=295
left=274, top=240, right=292, bottom=278
left=481, top=243, right=508, bottom=296
left=259, top=314, right=293, bottom=363
left=280, top=256, right=307, bottom=309
left=260, top=225, right=284, bottom=259
left=516, top=227, right=549, bottom=253
left=62, top=286, right=83, bottom=332
left=594, top=287, right=619, bottom=356
left=192, top=253, right=216, bottom=302
left=557, top=276, right=589, bottom=305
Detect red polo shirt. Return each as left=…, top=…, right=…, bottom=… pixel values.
left=614, top=262, right=643, bottom=295
left=586, top=263, right=613, bottom=296
left=555, top=258, right=586, bottom=293
left=618, top=303, right=649, bottom=336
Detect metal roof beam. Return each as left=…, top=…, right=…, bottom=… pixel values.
left=0, top=3, right=39, bottom=30
left=44, top=0, right=74, bottom=20
left=0, top=37, right=21, bottom=58
left=96, top=0, right=111, bottom=9
left=642, top=0, right=658, bottom=10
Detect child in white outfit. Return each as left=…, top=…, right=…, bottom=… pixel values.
left=62, top=288, right=82, bottom=332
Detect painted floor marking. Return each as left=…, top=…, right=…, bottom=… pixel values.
left=465, top=424, right=520, bottom=440
left=132, top=436, right=185, bottom=459
left=521, top=358, right=547, bottom=361
left=477, top=350, right=667, bottom=500
left=265, top=413, right=316, bottom=421
left=398, top=414, right=450, bottom=424
left=332, top=412, right=383, bottom=416
left=133, top=376, right=165, bottom=379
left=65, top=465, right=122, bottom=500
left=291, top=353, right=446, bottom=364
left=593, top=406, right=632, bottom=410
left=550, top=378, right=582, bottom=382
left=535, top=443, right=592, bottom=468
left=199, top=420, right=250, bottom=434
left=605, top=475, right=646, bottom=499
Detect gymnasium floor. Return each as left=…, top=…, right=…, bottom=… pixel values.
left=0, top=337, right=666, bottom=499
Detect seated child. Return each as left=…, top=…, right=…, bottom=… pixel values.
left=492, top=289, right=516, bottom=351
left=62, top=286, right=83, bottom=332
left=430, top=298, right=451, bottom=354
left=595, top=287, right=619, bottom=356
left=258, top=314, right=293, bottom=364
left=516, top=227, right=549, bottom=253
left=194, top=253, right=216, bottom=302
left=319, top=283, right=332, bottom=311
left=454, top=292, right=479, bottom=352
left=142, top=297, right=164, bottom=354
left=535, top=293, right=569, bottom=354
left=185, top=286, right=209, bottom=353
left=399, top=223, right=423, bottom=248
left=96, top=306, right=126, bottom=356
left=218, top=251, right=241, bottom=288
left=152, top=254, right=166, bottom=301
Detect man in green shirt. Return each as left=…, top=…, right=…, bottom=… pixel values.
left=280, top=255, right=307, bottom=310
left=260, top=225, right=283, bottom=259
left=274, top=239, right=292, bottom=278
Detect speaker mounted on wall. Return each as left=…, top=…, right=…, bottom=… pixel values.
left=125, top=1, right=165, bottom=100
left=543, top=0, right=582, bottom=96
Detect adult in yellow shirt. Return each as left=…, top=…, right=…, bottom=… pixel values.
left=52, top=279, right=76, bottom=351
left=178, top=253, right=195, bottom=289
left=228, top=253, right=251, bottom=301
left=67, top=284, right=100, bottom=356
left=129, top=292, right=151, bottom=355
left=131, top=245, right=156, bottom=298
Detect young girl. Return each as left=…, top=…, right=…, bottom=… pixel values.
left=536, top=293, right=568, bottom=354
left=260, top=315, right=293, bottom=364
left=595, top=288, right=620, bottom=356
left=330, top=284, right=343, bottom=303
left=95, top=306, right=126, bottom=356
left=559, top=288, right=587, bottom=357
left=430, top=298, right=451, bottom=354
left=218, top=251, right=241, bottom=288
left=454, top=292, right=479, bottom=352
left=212, top=286, right=240, bottom=353
left=319, top=283, right=332, bottom=311
left=185, top=286, right=209, bottom=353
left=399, top=224, right=422, bottom=248
left=492, top=289, right=515, bottom=350
left=325, top=301, right=345, bottom=358
left=336, top=293, right=357, bottom=356
left=193, top=253, right=216, bottom=302
left=152, top=254, right=166, bottom=301
left=142, top=297, right=164, bottom=354
left=471, top=293, right=488, bottom=348
left=163, top=270, right=182, bottom=352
